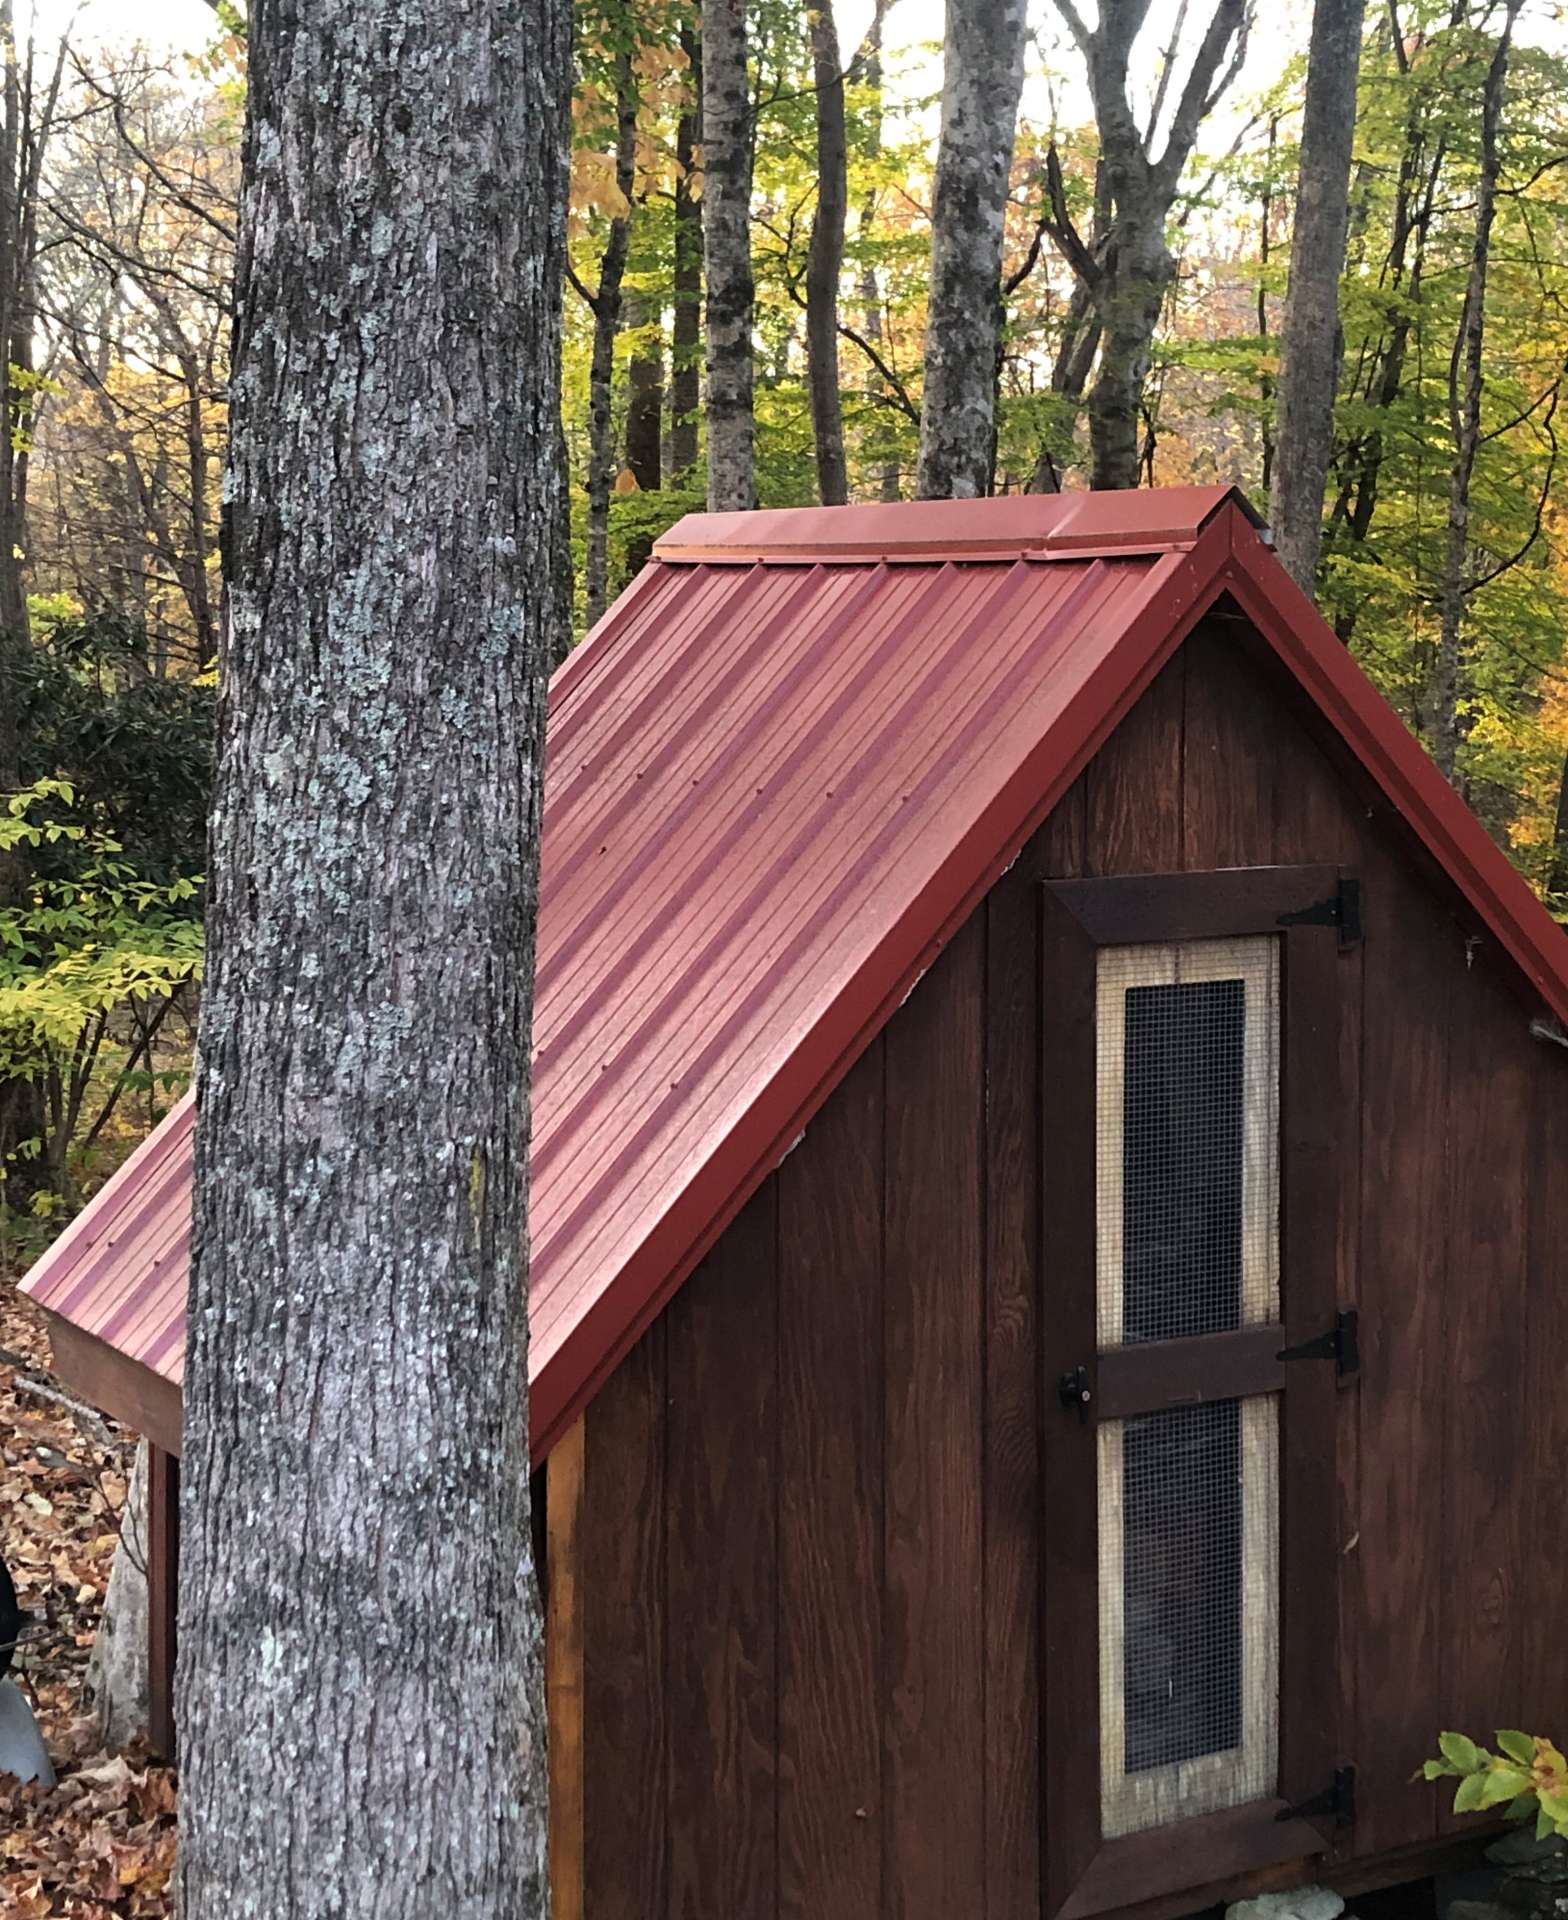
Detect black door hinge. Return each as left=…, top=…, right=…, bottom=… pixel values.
left=1278, top=1765, right=1356, bottom=1829
left=1278, top=876, right=1362, bottom=950
left=1277, top=1309, right=1359, bottom=1380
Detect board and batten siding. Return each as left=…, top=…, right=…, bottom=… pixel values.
left=561, top=607, right=1568, bottom=1920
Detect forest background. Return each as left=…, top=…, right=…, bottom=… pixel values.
left=3, top=0, right=1568, bottom=1241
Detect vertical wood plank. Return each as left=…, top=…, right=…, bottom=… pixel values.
left=1086, top=650, right=1185, bottom=876
left=146, top=1445, right=179, bottom=1762
left=776, top=1041, right=885, bottom=1920
left=1437, top=948, right=1530, bottom=1818
left=984, top=858, right=1044, bottom=1918
left=547, top=1418, right=586, bottom=1920
left=1180, top=621, right=1280, bottom=869
left=666, top=1185, right=779, bottom=1920
left=581, top=1322, right=668, bottom=1920
left=883, top=918, right=986, bottom=1920
left=1351, top=846, right=1452, bottom=1859
left=1526, top=1050, right=1568, bottom=1737
left=1039, top=888, right=1107, bottom=1912
left=1257, top=670, right=1367, bottom=1811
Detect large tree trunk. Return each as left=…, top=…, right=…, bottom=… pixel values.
left=176, top=3, right=569, bottom=1916
left=806, top=0, right=849, bottom=506
left=1431, top=1, right=1519, bottom=783
left=669, top=24, right=702, bottom=484
left=1270, top=0, right=1367, bottom=593
left=585, top=51, right=638, bottom=630
left=1047, top=0, right=1249, bottom=491
left=915, top=0, right=1027, bottom=500
left=702, top=0, right=757, bottom=511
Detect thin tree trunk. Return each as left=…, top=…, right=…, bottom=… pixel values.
left=1271, top=0, right=1367, bottom=592
left=703, top=0, right=757, bottom=510
left=1547, top=751, right=1568, bottom=910
left=669, top=23, right=702, bottom=484
left=806, top=0, right=849, bottom=505
left=176, top=2, right=569, bottom=1915
left=623, top=287, right=663, bottom=492
left=916, top=0, right=1028, bottom=499
left=855, top=10, right=900, bottom=500
left=1431, top=1, right=1519, bottom=782
left=1257, top=115, right=1277, bottom=497
left=586, top=52, right=638, bottom=629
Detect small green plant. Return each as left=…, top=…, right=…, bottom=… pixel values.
left=1423, top=1731, right=1568, bottom=1842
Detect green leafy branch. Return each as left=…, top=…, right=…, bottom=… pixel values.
left=1422, top=1730, right=1568, bottom=1842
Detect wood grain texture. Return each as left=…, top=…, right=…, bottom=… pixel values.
left=1181, top=620, right=1281, bottom=869
left=582, top=1324, right=667, bottom=1920
left=1526, top=1047, right=1568, bottom=1737
left=776, top=1040, right=885, bottom=1920
left=1087, top=650, right=1185, bottom=876
left=984, top=854, right=1045, bottom=1915
left=1351, top=843, right=1452, bottom=1858
left=547, top=1418, right=586, bottom=1920
left=1438, top=943, right=1530, bottom=1813
left=666, top=1185, right=779, bottom=1920
left=883, top=919, right=987, bottom=1919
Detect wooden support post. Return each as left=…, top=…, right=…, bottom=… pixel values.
left=546, top=1415, right=585, bottom=1920
left=146, top=1444, right=180, bottom=1760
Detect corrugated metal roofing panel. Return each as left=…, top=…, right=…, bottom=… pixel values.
left=22, top=485, right=1568, bottom=1462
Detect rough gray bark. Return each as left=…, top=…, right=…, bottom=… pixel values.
left=669, top=24, right=702, bottom=484
left=1045, top=0, right=1250, bottom=489
left=176, top=2, right=569, bottom=1916
left=583, top=51, right=638, bottom=629
left=702, top=0, right=757, bottom=510
left=915, top=0, right=1028, bottom=499
left=1431, top=1, right=1520, bottom=783
left=1270, top=0, right=1366, bottom=592
left=806, top=0, right=849, bottom=506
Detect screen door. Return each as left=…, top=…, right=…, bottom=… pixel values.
left=1095, top=939, right=1280, bottom=1838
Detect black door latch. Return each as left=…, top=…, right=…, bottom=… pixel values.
left=1278, top=1765, right=1356, bottom=1828
left=1277, top=1309, right=1360, bottom=1380
left=1058, top=1365, right=1092, bottom=1423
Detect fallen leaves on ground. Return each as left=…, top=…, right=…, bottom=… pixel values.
left=2, top=1281, right=177, bottom=1918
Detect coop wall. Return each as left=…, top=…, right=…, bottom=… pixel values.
left=557, top=608, right=1568, bottom=1920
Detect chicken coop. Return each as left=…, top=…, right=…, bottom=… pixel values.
left=23, top=485, right=1568, bottom=1920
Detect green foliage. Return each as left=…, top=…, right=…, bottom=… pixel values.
left=0, top=779, right=202, bottom=1221
left=1423, top=1731, right=1568, bottom=1842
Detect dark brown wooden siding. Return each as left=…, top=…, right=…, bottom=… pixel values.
left=572, top=607, right=1568, bottom=1920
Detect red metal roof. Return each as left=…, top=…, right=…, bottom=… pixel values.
left=22, top=485, right=1568, bottom=1462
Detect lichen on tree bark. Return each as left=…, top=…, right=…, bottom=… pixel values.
left=915, top=0, right=1028, bottom=501
left=176, top=3, right=570, bottom=1916
left=702, top=0, right=757, bottom=512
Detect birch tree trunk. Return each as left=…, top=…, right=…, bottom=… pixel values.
left=703, top=0, right=757, bottom=511
left=1270, top=0, right=1366, bottom=592
left=915, top=0, right=1027, bottom=500
left=669, top=23, right=702, bottom=484
left=1431, top=1, right=1520, bottom=782
left=806, top=0, right=849, bottom=506
left=176, top=3, right=569, bottom=1916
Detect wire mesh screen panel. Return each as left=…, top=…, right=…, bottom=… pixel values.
left=1096, top=939, right=1281, bottom=1350
left=1099, top=1398, right=1279, bottom=1837
left=1095, top=936, right=1283, bottom=1839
